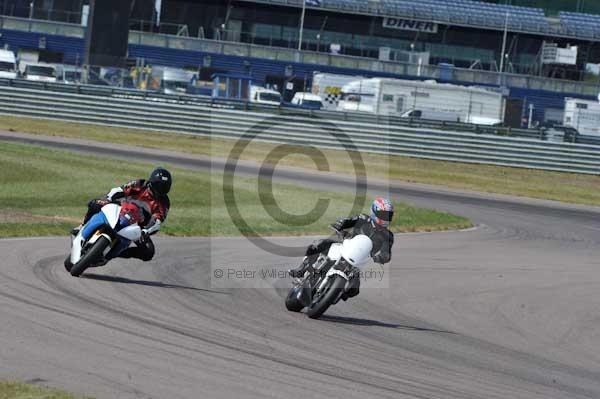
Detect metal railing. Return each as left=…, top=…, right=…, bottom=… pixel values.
left=0, top=80, right=599, bottom=174
left=126, top=31, right=600, bottom=96
left=0, top=76, right=537, bottom=138
left=0, top=14, right=84, bottom=37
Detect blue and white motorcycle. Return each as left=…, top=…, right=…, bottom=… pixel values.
left=65, top=202, right=145, bottom=277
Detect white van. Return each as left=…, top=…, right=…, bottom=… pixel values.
left=23, top=63, right=57, bottom=82
left=291, top=92, right=324, bottom=109
left=250, top=86, right=281, bottom=105
left=0, top=49, right=17, bottom=79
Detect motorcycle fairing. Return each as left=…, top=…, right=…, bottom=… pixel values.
left=117, top=224, right=142, bottom=241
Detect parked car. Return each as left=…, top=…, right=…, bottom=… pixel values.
left=250, top=85, right=281, bottom=106
left=290, top=92, right=323, bottom=110
left=542, top=125, right=578, bottom=143
left=22, top=63, right=57, bottom=82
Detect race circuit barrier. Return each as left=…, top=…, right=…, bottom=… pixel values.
left=1, top=84, right=600, bottom=175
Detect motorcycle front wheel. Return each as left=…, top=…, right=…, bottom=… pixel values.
left=70, top=236, right=110, bottom=277
left=306, top=275, right=346, bottom=319
left=64, top=256, right=73, bottom=272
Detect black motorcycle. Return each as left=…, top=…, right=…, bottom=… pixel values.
left=286, top=227, right=373, bottom=319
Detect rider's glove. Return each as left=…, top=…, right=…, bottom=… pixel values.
left=143, top=219, right=162, bottom=236
left=331, top=218, right=346, bottom=232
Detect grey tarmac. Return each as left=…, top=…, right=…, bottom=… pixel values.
left=1, top=131, right=600, bottom=398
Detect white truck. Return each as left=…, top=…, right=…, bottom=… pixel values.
left=0, top=49, right=17, bottom=79
left=250, top=85, right=281, bottom=105
left=563, top=97, right=600, bottom=136
left=21, top=62, right=57, bottom=82
left=311, top=72, right=365, bottom=111
left=337, top=78, right=505, bottom=125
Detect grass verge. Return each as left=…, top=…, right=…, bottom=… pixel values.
left=0, top=381, right=90, bottom=399
left=1, top=115, right=600, bottom=206
left=0, top=141, right=471, bottom=237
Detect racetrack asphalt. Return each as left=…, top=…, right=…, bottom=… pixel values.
left=1, top=131, right=600, bottom=398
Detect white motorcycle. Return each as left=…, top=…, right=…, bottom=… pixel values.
left=285, top=226, right=374, bottom=319
left=65, top=202, right=145, bottom=277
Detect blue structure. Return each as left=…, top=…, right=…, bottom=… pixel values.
left=0, top=27, right=594, bottom=127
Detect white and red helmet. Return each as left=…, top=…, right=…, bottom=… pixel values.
left=370, top=197, right=394, bottom=227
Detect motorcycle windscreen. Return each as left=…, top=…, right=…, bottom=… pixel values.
left=100, top=203, right=121, bottom=228
left=341, top=234, right=373, bottom=268
left=327, top=243, right=343, bottom=261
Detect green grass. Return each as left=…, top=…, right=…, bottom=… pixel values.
left=0, top=141, right=471, bottom=237
left=2, top=115, right=600, bottom=206
left=0, top=381, right=90, bottom=399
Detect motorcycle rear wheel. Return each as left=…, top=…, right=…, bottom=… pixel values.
left=285, top=286, right=304, bottom=312
left=70, top=236, right=110, bottom=277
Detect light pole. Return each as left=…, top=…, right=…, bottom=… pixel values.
left=499, top=12, right=509, bottom=73
left=298, top=0, right=306, bottom=51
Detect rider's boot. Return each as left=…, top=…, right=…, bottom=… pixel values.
left=341, top=268, right=361, bottom=301
left=289, top=256, right=313, bottom=278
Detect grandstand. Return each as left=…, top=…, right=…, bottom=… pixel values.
left=560, top=12, right=600, bottom=40
left=4, top=1, right=600, bottom=73
left=0, top=0, right=600, bottom=127
left=150, top=0, right=600, bottom=79
left=482, top=1, right=600, bottom=17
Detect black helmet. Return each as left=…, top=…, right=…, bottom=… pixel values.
left=148, top=168, right=172, bottom=196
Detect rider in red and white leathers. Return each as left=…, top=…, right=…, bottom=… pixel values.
left=76, top=168, right=172, bottom=262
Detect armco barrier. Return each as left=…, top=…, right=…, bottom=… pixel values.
left=0, top=77, right=540, bottom=139
left=1, top=84, right=600, bottom=175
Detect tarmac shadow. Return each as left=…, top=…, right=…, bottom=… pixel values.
left=83, top=273, right=228, bottom=294
left=319, top=314, right=455, bottom=333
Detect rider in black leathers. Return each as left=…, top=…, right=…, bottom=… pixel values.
left=290, top=197, right=395, bottom=300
